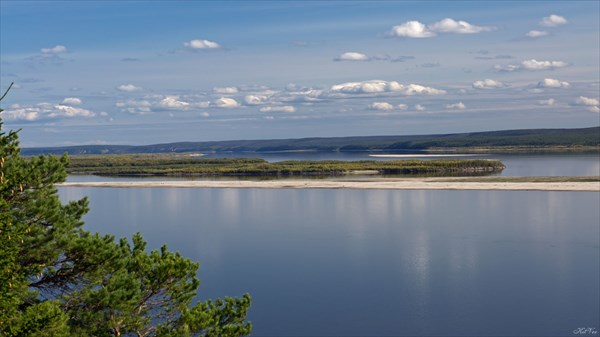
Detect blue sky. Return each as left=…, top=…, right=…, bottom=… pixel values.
left=1, top=1, right=598, bottom=147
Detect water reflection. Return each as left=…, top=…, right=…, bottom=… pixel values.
left=59, top=188, right=600, bottom=336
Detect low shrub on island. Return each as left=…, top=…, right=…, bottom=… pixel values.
left=65, top=155, right=505, bottom=177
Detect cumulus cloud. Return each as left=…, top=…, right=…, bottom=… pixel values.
left=538, top=98, right=556, bottom=106
left=576, top=96, right=599, bottom=106
left=446, top=102, right=466, bottom=109
left=259, top=106, right=296, bottom=113
left=388, top=18, right=494, bottom=38
left=329, top=80, right=445, bottom=96
left=3, top=102, right=95, bottom=121
left=213, top=97, right=240, bottom=108
left=494, top=59, right=568, bottom=72
left=244, top=95, right=270, bottom=105
left=397, top=104, right=408, bottom=110
left=48, top=105, right=95, bottom=118
left=368, top=102, right=394, bottom=111
left=158, top=96, right=190, bottom=110
left=522, top=59, right=568, bottom=70
left=526, top=30, right=549, bottom=38
left=116, top=99, right=153, bottom=114
left=62, top=97, right=82, bottom=105
left=540, top=14, right=568, bottom=27
left=428, top=18, right=494, bottom=34
left=334, top=52, right=370, bottom=61
left=575, top=96, right=600, bottom=112
left=472, top=79, right=506, bottom=89
left=213, top=86, right=239, bottom=94
left=184, top=39, right=221, bottom=49
left=389, top=21, right=435, bottom=38
left=116, top=95, right=210, bottom=114
left=414, top=104, right=426, bottom=111
left=117, top=84, right=142, bottom=92
left=537, top=78, right=570, bottom=88
left=41, top=45, right=67, bottom=54
left=2, top=105, right=40, bottom=121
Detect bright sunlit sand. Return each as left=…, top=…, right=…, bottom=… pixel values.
left=59, top=179, right=600, bottom=191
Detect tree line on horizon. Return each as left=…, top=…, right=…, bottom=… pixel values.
left=21, top=126, right=600, bottom=156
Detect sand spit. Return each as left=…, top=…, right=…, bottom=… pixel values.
left=59, top=178, right=600, bottom=191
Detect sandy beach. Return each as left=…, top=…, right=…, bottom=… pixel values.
left=59, top=178, right=600, bottom=191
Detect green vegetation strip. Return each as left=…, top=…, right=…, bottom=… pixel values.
left=65, top=154, right=505, bottom=177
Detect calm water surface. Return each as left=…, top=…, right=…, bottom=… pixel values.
left=59, top=187, right=600, bottom=336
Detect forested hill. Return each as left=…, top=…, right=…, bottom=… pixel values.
left=22, top=126, right=600, bottom=155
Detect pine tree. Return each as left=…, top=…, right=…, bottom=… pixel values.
left=0, top=84, right=251, bottom=336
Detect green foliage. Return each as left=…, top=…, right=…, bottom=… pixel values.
left=1, top=90, right=251, bottom=336
left=21, top=126, right=600, bottom=155
left=65, top=155, right=505, bottom=177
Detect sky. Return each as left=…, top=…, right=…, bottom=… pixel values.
left=1, top=1, right=599, bottom=147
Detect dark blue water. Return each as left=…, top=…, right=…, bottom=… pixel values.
left=59, top=187, right=600, bottom=336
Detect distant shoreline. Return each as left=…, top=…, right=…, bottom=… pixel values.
left=58, top=178, right=600, bottom=192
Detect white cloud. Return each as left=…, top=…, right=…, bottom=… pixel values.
left=576, top=96, right=599, bottom=106
left=540, top=14, right=568, bottom=27
left=575, top=96, right=600, bottom=112
left=117, top=84, right=142, bottom=92
left=538, top=98, right=556, bottom=106
left=388, top=18, right=493, bottom=38
left=259, top=106, right=295, bottom=113
left=397, top=104, right=408, bottom=110
left=62, top=97, right=82, bottom=105
left=41, top=45, right=67, bottom=54
left=526, top=30, right=549, bottom=38
left=48, top=105, right=95, bottom=118
left=403, top=84, right=446, bottom=95
left=522, top=59, right=568, bottom=70
left=414, top=104, right=426, bottom=111
left=213, top=97, right=240, bottom=108
left=428, top=18, right=494, bottom=34
left=329, top=80, right=445, bottom=96
left=537, top=78, right=570, bottom=88
left=244, top=95, right=270, bottom=105
left=368, top=102, right=394, bottom=111
left=184, top=39, right=221, bottom=49
left=158, top=96, right=190, bottom=110
left=472, top=79, right=506, bottom=89
left=116, top=99, right=153, bottom=114
left=3, top=102, right=95, bottom=120
left=446, top=102, right=466, bottom=109
left=389, top=20, right=435, bottom=38
left=213, top=86, right=239, bottom=94
left=200, top=112, right=210, bottom=117
left=334, top=52, right=370, bottom=61
left=495, top=59, right=568, bottom=72
left=2, top=104, right=41, bottom=121
left=493, top=64, right=521, bottom=72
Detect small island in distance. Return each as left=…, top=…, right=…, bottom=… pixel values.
left=27, top=126, right=599, bottom=180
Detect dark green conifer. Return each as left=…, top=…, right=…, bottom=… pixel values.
left=0, top=84, right=251, bottom=336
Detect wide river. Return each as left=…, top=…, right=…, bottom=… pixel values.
left=59, top=153, right=599, bottom=336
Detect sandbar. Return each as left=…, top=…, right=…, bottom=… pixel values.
left=59, top=178, right=600, bottom=191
